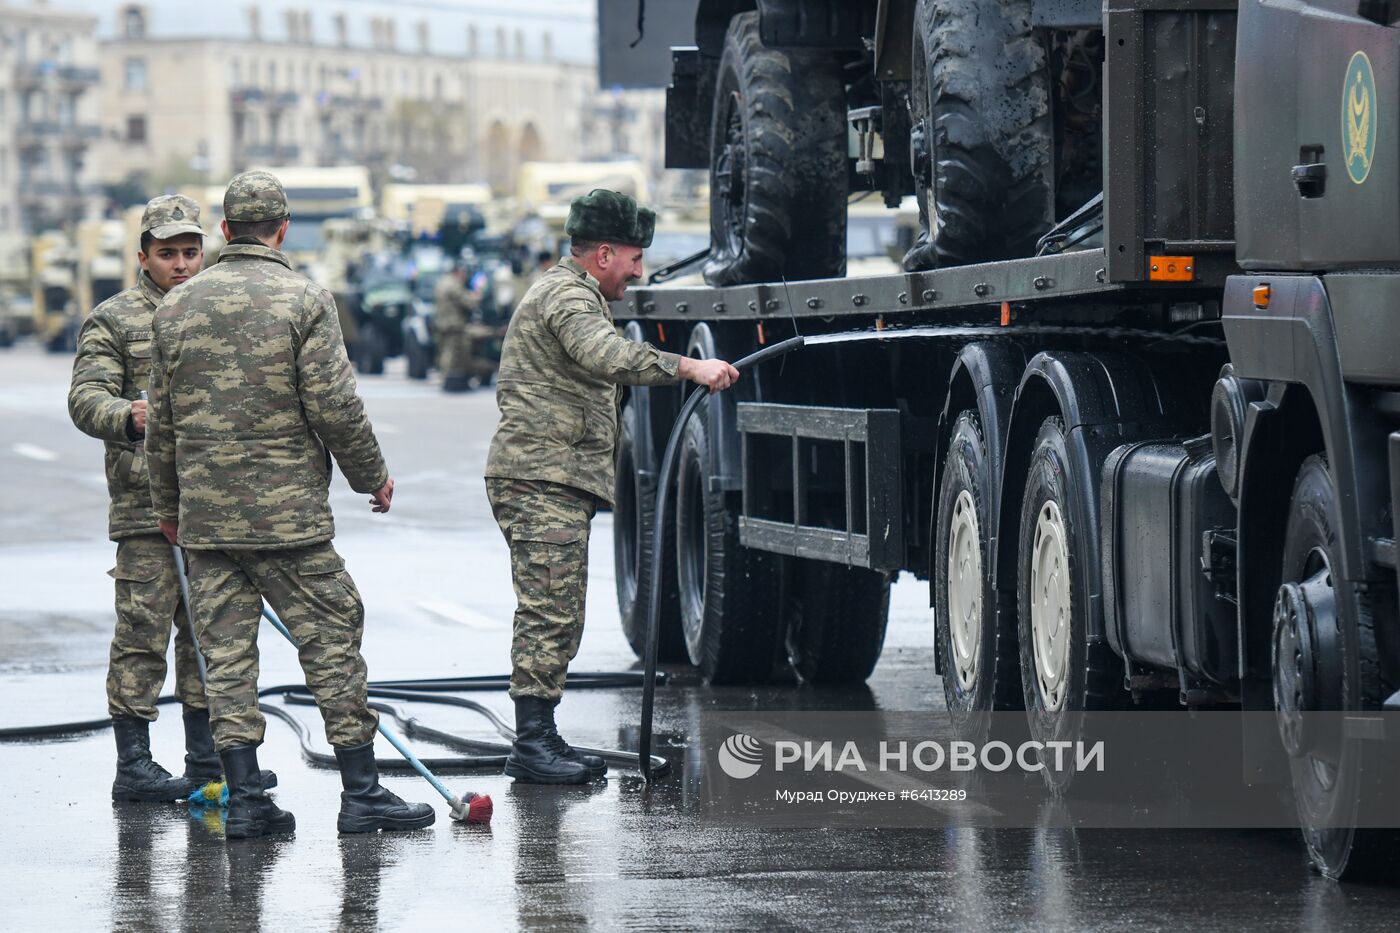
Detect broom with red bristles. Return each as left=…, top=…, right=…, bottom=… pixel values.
left=259, top=605, right=493, bottom=824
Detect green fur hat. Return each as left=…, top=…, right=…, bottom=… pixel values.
left=565, top=189, right=655, bottom=248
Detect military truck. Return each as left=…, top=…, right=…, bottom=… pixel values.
left=0, top=235, right=31, bottom=347
left=608, top=0, right=1400, bottom=879
left=31, top=231, right=79, bottom=352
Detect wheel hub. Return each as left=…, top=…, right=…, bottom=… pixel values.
left=1030, top=499, right=1071, bottom=712
left=947, top=490, right=983, bottom=692
left=1272, top=567, right=1340, bottom=758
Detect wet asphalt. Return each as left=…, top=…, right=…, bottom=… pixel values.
left=4, top=341, right=1400, bottom=931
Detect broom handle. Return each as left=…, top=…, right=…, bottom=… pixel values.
left=258, top=604, right=459, bottom=808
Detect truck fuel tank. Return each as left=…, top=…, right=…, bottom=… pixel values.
left=1101, top=436, right=1238, bottom=686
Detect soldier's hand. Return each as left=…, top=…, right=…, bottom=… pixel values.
left=680, top=357, right=741, bottom=395
left=371, top=477, right=395, bottom=514
left=130, top=399, right=148, bottom=433
left=158, top=519, right=178, bottom=546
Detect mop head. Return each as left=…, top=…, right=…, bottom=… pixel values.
left=188, top=780, right=228, bottom=808
left=452, top=792, right=493, bottom=824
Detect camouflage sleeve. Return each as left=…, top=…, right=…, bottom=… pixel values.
left=67, top=310, right=134, bottom=443
left=547, top=296, right=681, bottom=387
left=296, top=287, right=389, bottom=494
left=145, top=325, right=179, bottom=521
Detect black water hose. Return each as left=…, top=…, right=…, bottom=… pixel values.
left=5, top=672, right=671, bottom=777
left=639, top=335, right=806, bottom=782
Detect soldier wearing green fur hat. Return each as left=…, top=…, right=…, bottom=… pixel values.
left=485, top=189, right=741, bottom=784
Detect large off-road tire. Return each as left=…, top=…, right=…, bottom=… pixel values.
left=703, top=12, right=848, bottom=286
left=614, top=399, right=687, bottom=663
left=936, top=411, right=1021, bottom=742
left=675, top=404, right=782, bottom=683
left=904, top=0, right=1053, bottom=269
left=783, top=559, right=890, bottom=684
left=1017, top=416, right=1117, bottom=792
left=1274, top=455, right=1400, bottom=880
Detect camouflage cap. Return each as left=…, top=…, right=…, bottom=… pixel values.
left=140, top=195, right=204, bottom=240
left=223, top=170, right=289, bottom=223
left=565, top=189, right=655, bottom=248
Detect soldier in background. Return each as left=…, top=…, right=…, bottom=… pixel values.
left=432, top=261, right=480, bottom=392
left=485, top=189, right=740, bottom=784
left=147, top=170, right=433, bottom=839
left=68, top=195, right=269, bottom=801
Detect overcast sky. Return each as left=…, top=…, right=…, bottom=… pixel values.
left=37, top=0, right=603, bottom=62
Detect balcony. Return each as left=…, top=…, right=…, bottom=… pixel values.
left=17, top=181, right=100, bottom=204
left=239, top=143, right=301, bottom=163
left=14, top=62, right=101, bottom=89
left=230, top=87, right=266, bottom=108
left=15, top=122, right=103, bottom=149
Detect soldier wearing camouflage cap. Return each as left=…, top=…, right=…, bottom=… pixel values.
left=146, top=170, right=433, bottom=839
left=68, top=194, right=250, bottom=802
left=485, top=189, right=740, bottom=784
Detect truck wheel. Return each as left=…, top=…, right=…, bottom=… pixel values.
left=904, top=0, right=1053, bottom=269
left=614, top=400, right=686, bottom=663
left=783, top=560, right=890, bottom=684
left=1274, top=455, right=1400, bottom=880
left=675, top=404, right=782, bottom=682
left=702, top=12, right=848, bottom=287
left=936, top=412, right=1020, bottom=740
left=355, top=323, right=386, bottom=375
left=1017, top=416, right=1117, bottom=790
left=404, top=329, right=431, bottom=380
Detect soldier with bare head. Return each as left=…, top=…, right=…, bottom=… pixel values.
left=485, top=189, right=740, bottom=784
left=68, top=195, right=256, bottom=802
left=146, top=170, right=434, bottom=839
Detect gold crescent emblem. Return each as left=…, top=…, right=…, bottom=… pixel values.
left=1347, top=72, right=1372, bottom=173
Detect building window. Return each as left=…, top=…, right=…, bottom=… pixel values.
left=124, top=7, right=147, bottom=39
left=124, top=58, right=147, bottom=91
left=126, top=115, right=147, bottom=144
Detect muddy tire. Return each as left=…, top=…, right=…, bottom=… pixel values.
left=703, top=12, right=848, bottom=286
left=904, top=0, right=1053, bottom=270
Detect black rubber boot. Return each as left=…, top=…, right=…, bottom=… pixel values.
left=504, top=697, right=590, bottom=784
left=182, top=707, right=278, bottom=792
left=221, top=744, right=295, bottom=840
left=111, top=716, right=190, bottom=802
left=335, top=741, right=436, bottom=833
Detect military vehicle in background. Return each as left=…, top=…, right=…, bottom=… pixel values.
left=0, top=235, right=31, bottom=347
left=30, top=221, right=128, bottom=353
left=605, top=0, right=1400, bottom=879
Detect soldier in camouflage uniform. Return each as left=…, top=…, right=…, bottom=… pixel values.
left=485, top=189, right=740, bottom=784
left=147, top=170, right=433, bottom=839
left=68, top=195, right=247, bottom=802
left=432, top=262, right=477, bottom=392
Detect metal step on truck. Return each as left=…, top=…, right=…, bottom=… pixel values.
left=605, top=0, right=1400, bottom=879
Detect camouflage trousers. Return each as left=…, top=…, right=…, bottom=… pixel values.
left=107, top=533, right=207, bottom=720
left=486, top=478, right=597, bottom=701
left=436, top=326, right=470, bottom=377
left=184, top=542, right=378, bottom=750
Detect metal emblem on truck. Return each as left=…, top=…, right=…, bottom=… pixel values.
left=1344, top=51, right=1376, bottom=184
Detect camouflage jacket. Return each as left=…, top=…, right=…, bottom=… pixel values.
left=68, top=273, right=168, bottom=540
left=485, top=256, right=681, bottom=504
left=147, top=242, right=388, bottom=549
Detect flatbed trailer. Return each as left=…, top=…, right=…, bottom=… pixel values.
left=603, top=0, right=1400, bottom=881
